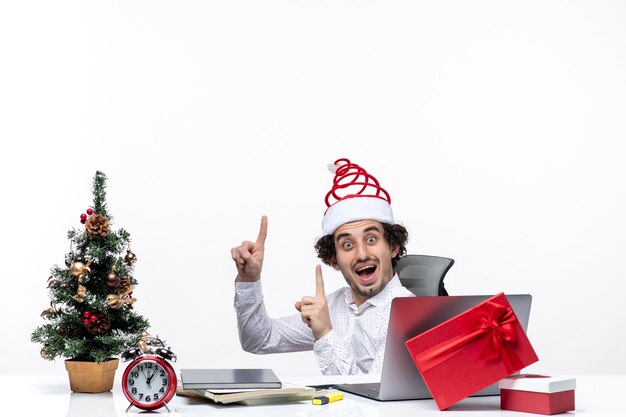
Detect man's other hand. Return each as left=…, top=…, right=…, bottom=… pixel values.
left=295, top=265, right=332, bottom=340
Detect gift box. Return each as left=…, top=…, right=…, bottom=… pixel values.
left=499, top=374, right=576, bottom=415
left=404, top=292, right=539, bottom=410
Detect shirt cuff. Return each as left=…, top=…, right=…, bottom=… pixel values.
left=234, top=278, right=263, bottom=304
left=313, top=329, right=337, bottom=372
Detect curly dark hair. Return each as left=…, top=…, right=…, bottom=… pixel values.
left=314, top=222, right=409, bottom=268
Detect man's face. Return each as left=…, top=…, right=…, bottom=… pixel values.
left=332, top=220, right=399, bottom=306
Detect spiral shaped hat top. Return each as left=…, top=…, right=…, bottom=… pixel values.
left=321, top=158, right=394, bottom=236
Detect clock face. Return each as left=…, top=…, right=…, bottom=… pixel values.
left=122, top=355, right=176, bottom=410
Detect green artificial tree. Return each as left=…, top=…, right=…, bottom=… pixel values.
left=32, top=171, right=150, bottom=363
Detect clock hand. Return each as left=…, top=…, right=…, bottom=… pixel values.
left=146, top=370, right=155, bottom=386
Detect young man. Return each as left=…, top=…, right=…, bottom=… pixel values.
left=231, top=158, right=414, bottom=375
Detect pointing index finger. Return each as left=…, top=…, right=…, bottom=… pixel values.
left=315, top=264, right=325, bottom=297
left=256, top=215, right=268, bottom=245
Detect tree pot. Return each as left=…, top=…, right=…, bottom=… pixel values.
left=64, top=358, right=119, bottom=393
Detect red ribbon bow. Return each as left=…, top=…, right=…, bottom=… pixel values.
left=413, top=300, right=524, bottom=375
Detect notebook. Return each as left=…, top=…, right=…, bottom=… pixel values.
left=336, top=294, right=533, bottom=401
left=180, top=368, right=282, bottom=390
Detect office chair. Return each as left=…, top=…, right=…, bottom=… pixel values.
left=395, top=254, right=454, bottom=296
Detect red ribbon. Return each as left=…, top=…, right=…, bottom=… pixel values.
left=412, top=300, right=524, bottom=375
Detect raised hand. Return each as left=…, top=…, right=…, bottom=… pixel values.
left=295, top=265, right=332, bottom=340
left=231, top=216, right=268, bottom=282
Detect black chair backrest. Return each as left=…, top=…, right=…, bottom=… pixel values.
left=395, top=254, right=454, bottom=296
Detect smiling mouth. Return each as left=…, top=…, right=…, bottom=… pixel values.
left=355, top=265, right=377, bottom=283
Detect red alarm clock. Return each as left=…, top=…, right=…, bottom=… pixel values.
left=121, top=335, right=177, bottom=411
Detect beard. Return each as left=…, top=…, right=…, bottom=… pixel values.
left=346, top=279, right=387, bottom=300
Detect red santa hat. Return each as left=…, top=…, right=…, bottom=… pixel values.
left=322, top=158, right=394, bottom=236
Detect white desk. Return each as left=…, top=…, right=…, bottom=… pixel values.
left=2, top=374, right=623, bottom=416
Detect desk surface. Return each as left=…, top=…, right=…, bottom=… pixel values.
left=2, top=374, right=623, bottom=416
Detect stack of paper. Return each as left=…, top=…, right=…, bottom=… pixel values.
left=177, top=368, right=316, bottom=405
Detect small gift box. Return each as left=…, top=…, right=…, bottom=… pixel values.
left=404, top=292, right=539, bottom=410
left=499, top=374, right=576, bottom=415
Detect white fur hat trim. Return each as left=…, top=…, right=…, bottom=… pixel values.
left=322, top=196, right=394, bottom=236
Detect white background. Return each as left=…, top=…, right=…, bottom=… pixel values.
left=1, top=1, right=624, bottom=377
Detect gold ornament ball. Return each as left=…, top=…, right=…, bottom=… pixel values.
left=40, top=346, right=54, bottom=360
left=125, top=250, right=137, bottom=265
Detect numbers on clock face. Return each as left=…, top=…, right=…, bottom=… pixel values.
left=125, top=359, right=170, bottom=404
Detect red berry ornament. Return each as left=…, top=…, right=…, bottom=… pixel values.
left=80, top=213, right=87, bottom=220
left=83, top=311, right=90, bottom=318
left=86, top=208, right=94, bottom=215
left=80, top=218, right=86, bottom=224
left=90, top=315, right=98, bottom=323
left=82, top=319, right=90, bottom=326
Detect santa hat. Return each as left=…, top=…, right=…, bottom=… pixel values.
left=321, top=158, right=394, bottom=236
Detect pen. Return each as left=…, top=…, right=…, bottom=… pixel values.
left=312, top=391, right=344, bottom=405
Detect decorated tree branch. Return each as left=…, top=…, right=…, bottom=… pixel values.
left=32, top=171, right=150, bottom=363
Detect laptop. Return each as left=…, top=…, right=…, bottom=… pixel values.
left=336, top=294, right=533, bottom=401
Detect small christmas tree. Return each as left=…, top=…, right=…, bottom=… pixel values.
left=32, top=171, right=149, bottom=363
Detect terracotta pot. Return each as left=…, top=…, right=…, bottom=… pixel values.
left=64, top=358, right=119, bottom=393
